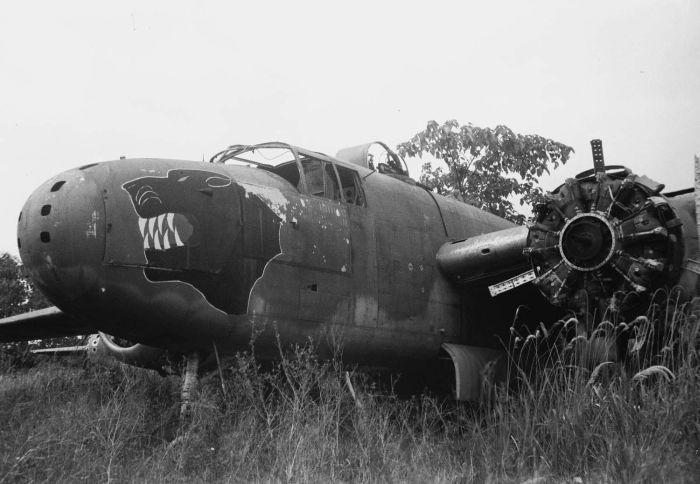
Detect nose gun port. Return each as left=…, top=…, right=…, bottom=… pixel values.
left=17, top=163, right=108, bottom=308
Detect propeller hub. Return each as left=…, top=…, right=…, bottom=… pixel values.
left=559, top=212, right=615, bottom=271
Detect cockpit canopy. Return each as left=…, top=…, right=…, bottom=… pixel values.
left=335, top=141, right=409, bottom=176
left=210, top=142, right=366, bottom=206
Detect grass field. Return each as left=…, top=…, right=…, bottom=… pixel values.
left=1, top=298, right=698, bottom=483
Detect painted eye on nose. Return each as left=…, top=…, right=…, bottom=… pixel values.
left=206, top=176, right=232, bottom=188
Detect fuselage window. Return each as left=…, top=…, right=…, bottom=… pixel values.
left=270, top=162, right=300, bottom=187
left=300, top=158, right=339, bottom=199
left=335, top=165, right=365, bottom=206
left=299, top=158, right=364, bottom=206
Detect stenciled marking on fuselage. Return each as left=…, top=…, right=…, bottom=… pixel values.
left=85, top=210, right=100, bottom=239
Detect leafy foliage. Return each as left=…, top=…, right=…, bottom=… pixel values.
left=0, top=253, right=50, bottom=318
left=0, top=253, right=52, bottom=368
left=397, top=120, right=574, bottom=223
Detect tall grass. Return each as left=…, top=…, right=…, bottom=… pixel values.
left=0, top=297, right=698, bottom=482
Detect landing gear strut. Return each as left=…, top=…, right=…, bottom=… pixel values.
left=180, top=352, right=199, bottom=420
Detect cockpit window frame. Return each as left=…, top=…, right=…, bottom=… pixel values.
left=211, top=142, right=309, bottom=193
left=334, top=164, right=366, bottom=207
left=211, top=142, right=366, bottom=207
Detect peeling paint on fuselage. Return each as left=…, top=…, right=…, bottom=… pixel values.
left=238, top=181, right=291, bottom=220
left=237, top=181, right=293, bottom=316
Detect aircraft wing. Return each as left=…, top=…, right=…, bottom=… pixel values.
left=0, top=307, right=93, bottom=343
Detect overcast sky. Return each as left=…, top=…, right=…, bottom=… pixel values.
left=1, top=0, right=698, bottom=257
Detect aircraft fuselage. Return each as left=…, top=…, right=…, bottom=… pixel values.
left=17, top=145, right=533, bottom=366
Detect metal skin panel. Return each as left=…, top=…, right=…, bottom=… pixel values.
left=348, top=207, right=378, bottom=328
left=284, top=195, right=351, bottom=273
left=433, top=195, right=514, bottom=240
left=364, top=173, right=459, bottom=337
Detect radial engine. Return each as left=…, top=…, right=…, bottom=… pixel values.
left=437, top=140, right=699, bottom=322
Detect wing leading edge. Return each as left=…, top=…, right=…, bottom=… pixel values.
left=0, top=307, right=93, bottom=343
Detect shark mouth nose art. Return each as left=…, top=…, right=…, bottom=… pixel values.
left=118, top=167, right=283, bottom=316
left=137, top=212, right=193, bottom=251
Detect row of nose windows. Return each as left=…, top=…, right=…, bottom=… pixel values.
left=17, top=163, right=100, bottom=249
left=17, top=179, right=67, bottom=249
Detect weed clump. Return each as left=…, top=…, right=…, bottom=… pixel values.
left=0, top=297, right=698, bottom=482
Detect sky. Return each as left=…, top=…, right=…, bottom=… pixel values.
left=1, top=0, right=699, bottom=257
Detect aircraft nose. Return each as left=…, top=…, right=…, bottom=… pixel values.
left=17, top=163, right=108, bottom=307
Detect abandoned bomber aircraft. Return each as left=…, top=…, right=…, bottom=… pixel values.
left=1, top=140, right=698, bottom=401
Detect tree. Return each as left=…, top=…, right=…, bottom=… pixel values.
left=0, top=253, right=52, bottom=369
left=396, top=120, right=574, bottom=224
left=0, top=253, right=50, bottom=318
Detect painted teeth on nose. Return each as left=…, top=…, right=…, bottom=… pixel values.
left=167, top=213, right=174, bottom=232
left=173, top=226, right=184, bottom=247
left=154, top=233, right=162, bottom=250
left=139, top=213, right=182, bottom=251
left=163, top=229, right=171, bottom=250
